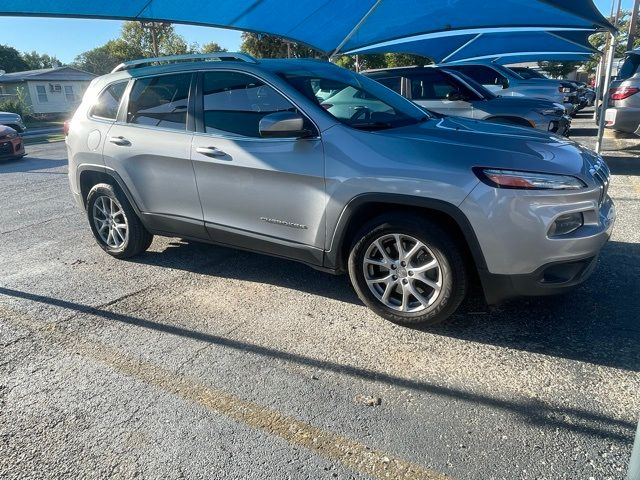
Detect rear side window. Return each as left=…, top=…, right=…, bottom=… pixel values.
left=202, top=71, right=297, bottom=137
left=127, top=73, right=191, bottom=130
left=618, top=54, right=640, bottom=81
left=91, top=82, right=127, bottom=120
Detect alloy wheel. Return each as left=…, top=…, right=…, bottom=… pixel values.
left=92, top=195, right=129, bottom=249
left=362, top=233, right=443, bottom=312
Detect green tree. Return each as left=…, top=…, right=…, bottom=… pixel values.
left=74, top=39, right=144, bottom=75
left=384, top=53, right=431, bottom=68
left=21, top=51, right=62, bottom=70
left=537, top=61, right=581, bottom=78
left=0, top=44, right=29, bottom=73
left=0, top=86, right=31, bottom=118
left=121, top=21, right=194, bottom=57
left=240, top=32, right=323, bottom=58
left=201, top=42, right=227, bottom=53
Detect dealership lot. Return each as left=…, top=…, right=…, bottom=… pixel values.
left=1, top=111, right=639, bottom=479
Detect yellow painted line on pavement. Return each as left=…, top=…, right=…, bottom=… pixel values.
left=3, top=308, right=449, bottom=480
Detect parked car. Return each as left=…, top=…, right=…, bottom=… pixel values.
left=0, top=125, right=26, bottom=161
left=605, top=49, right=640, bottom=135
left=508, top=67, right=585, bottom=110
left=66, top=53, right=615, bottom=326
left=363, top=66, right=570, bottom=136
left=443, top=63, right=578, bottom=114
left=0, top=111, right=26, bottom=134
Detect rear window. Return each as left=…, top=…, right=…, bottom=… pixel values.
left=90, top=82, right=127, bottom=120
left=618, top=54, right=640, bottom=81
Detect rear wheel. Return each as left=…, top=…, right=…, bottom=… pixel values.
left=348, top=215, right=467, bottom=326
left=86, top=183, right=153, bottom=259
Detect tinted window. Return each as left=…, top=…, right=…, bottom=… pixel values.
left=91, top=82, right=127, bottom=119
left=449, top=65, right=505, bottom=86
left=202, top=71, right=298, bottom=137
left=618, top=54, right=640, bottom=80
left=408, top=70, right=478, bottom=101
left=376, top=76, right=402, bottom=94
left=127, top=73, right=191, bottom=130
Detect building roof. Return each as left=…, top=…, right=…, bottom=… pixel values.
left=0, top=66, right=96, bottom=83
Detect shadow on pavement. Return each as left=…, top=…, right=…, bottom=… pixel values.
left=0, top=155, right=67, bottom=174
left=604, top=155, right=640, bottom=176
left=0, top=281, right=635, bottom=444
left=121, top=238, right=640, bottom=373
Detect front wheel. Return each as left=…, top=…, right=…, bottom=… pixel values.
left=348, top=215, right=467, bottom=326
left=86, top=183, right=153, bottom=259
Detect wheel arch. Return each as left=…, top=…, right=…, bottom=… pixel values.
left=325, top=194, right=488, bottom=277
left=78, top=165, right=142, bottom=216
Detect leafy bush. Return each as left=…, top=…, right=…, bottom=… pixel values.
left=0, top=86, right=31, bottom=118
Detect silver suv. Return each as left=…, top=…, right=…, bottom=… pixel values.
left=66, top=53, right=615, bottom=326
left=605, top=49, right=640, bottom=134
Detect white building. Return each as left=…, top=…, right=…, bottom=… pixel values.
left=0, top=66, right=96, bottom=115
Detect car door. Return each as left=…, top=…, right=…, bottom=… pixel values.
left=103, top=72, right=207, bottom=239
left=406, top=70, right=475, bottom=118
left=191, top=70, right=326, bottom=265
left=450, top=65, right=512, bottom=96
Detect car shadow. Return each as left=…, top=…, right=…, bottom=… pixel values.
left=130, top=238, right=640, bottom=372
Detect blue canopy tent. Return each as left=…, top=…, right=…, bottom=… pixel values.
left=345, top=29, right=598, bottom=64
left=0, top=0, right=614, bottom=56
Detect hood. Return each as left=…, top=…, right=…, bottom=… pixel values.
left=0, top=112, right=21, bottom=119
left=373, top=115, right=590, bottom=177
left=0, top=125, right=17, bottom=136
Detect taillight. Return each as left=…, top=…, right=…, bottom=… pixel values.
left=609, top=86, right=639, bottom=100
left=63, top=120, right=70, bottom=136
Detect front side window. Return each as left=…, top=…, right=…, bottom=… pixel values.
left=280, top=68, right=427, bottom=130
left=36, top=85, right=48, bottom=103
left=202, top=71, right=301, bottom=137
left=409, top=71, right=479, bottom=101
left=127, top=73, right=191, bottom=130
left=450, top=65, right=506, bottom=86
left=91, top=81, right=127, bottom=120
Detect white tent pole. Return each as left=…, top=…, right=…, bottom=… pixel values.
left=595, top=0, right=622, bottom=154
left=629, top=417, right=640, bottom=479
left=329, top=0, right=383, bottom=60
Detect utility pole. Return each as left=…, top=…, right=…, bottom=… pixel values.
left=627, top=0, right=640, bottom=52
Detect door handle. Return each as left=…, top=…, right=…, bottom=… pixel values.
left=196, top=146, right=226, bottom=157
left=109, top=136, right=130, bottom=146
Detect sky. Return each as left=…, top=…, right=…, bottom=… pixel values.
left=0, top=0, right=634, bottom=64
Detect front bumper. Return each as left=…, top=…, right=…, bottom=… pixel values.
left=461, top=181, right=615, bottom=304
left=548, top=115, right=571, bottom=136
left=0, top=136, right=25, bottom=160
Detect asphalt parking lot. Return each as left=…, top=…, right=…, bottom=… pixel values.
left=1, top=110, right=639, bottom=479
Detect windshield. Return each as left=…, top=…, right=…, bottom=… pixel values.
left=618, top=53, right=640, bottom=80
left=443, top=70, right=497, bottom=99
left=278, top=67, right=429, bottom=131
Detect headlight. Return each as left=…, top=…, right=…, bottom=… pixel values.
left=559, top=86, right=572, bottom=93
left=474, top=168, right=586, bottom=190
left=536, top=108, right=560, bottom=116
left=4, top=132, right=18, bottom=139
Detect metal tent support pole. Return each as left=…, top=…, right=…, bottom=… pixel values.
left=595, top=0, right=622, bottom=154
left=628, top=418, right=640, bottom=480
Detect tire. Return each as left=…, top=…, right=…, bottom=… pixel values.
left=348, top=214, right=467, bottom=326
left=86, top=183, right=153, bottom=259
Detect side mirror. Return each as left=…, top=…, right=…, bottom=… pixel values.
left=446, top=90, right=464, bottom=101
left=259, top=112, right=309, bottom=139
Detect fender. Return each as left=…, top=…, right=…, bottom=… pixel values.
left=324, top=193, right=489, bottom=275
left=77, top=164, right=143, bottom=216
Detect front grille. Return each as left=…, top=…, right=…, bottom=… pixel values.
left=589, top=157, right=610, bottom=206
